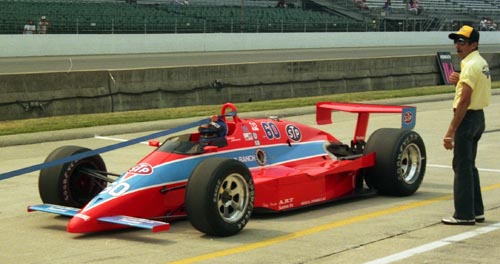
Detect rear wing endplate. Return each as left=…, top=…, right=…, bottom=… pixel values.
left=316, top=102, right=416, bottom=143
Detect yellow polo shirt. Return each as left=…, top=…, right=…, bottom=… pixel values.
left=453, top=50, right=491, bottom=110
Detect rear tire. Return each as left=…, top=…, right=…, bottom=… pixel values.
left=364, top=128, right=426, bottom=196
left=185, top=158, right=254, bottom=237
left=39, top=146, right=107, bottom=208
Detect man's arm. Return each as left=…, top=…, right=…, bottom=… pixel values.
left=443, top=83, right=472, bottom=150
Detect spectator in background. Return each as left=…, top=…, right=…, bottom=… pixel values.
left=276, top=0, right=287, bottom=8
left=490, top=21, right=498, bottom=31
left=408, top=0, right=418, bottom=14
left=38, top=16, right=50, bottom=34
left=480, top=18, right=488, bottom=31
left=408, top=0, right=423, bottom=15
left=480, top=18, right=497, bottom=31
left=354, top=0, right=368, bottom=10
left=23, top=19, right=36, bottom=34
left=383, top=0, right=392, bottom=14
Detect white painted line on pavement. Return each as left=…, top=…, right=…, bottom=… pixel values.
left=94, top=135, right=149, bottom=145
left=364, top=222, right=500, bottom=264
left=428, top=164, right=500, bottom=173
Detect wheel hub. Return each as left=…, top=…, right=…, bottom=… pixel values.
left=401, top=143, right=422, bottom=184
left=221, top=191, right=232, bottom=203
left=217, top=173, right=250, bottom=223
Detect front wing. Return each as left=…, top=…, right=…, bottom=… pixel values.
left=28, top=204, right=170, bottom=233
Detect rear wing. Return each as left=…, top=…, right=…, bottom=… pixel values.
left=316, top=102, right=416, bottom=143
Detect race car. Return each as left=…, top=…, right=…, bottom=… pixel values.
left=28, top=102, right=426, bottom=236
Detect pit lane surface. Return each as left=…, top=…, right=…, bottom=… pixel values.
left=1, top=95, right=499, bottom=264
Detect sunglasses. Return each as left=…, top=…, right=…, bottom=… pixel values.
left=453, top=37, right=468, bottom=45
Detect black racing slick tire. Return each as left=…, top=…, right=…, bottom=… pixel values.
left=364, top=128, right=426, bottom=196
left=185, top=158, right=255, bottom=237
left=38, top=146, right=107, bottom=208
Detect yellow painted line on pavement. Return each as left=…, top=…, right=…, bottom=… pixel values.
left=170, top=182, right=500, bottom=264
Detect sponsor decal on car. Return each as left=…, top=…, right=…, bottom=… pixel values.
left=403, top=111, right=413, bottom=124
left=249, top=121, right=259, bottom=131
left=127, top=163, right=153, bottom=175
left=278, top=197, right=295, bottom=210
left=243, top=132, right=253, bottom=141
left=300, top=197, right=327, bottom=206
left=286, top=124, right=302, bottom=142
left=236, top=155, right=256, bottom=163
left=75, top=213, right=91, bottom=221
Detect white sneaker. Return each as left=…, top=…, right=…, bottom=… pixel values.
left=441, top=216, right=475, bottom=225
left=475, top=215, right=485, bottom=223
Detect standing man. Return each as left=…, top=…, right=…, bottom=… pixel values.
left=442, top=25, right=491, bottom=225
left=38, top=16, right=50, bottom=34
left=23, top=19, right=36, bottom=34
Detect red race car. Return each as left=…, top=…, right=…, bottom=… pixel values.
left=28, top=102, right=426, bottom=236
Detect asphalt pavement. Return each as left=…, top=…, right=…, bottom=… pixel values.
left=1, top=94, right=500, bottom=264
left=2, top=46, right=500, bottom=264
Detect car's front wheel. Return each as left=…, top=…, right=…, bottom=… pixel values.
left=185, top=158, right=254, bottom=236
left=38, top=146, right=108, bottom=208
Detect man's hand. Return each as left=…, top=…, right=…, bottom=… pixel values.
left=448, top=72, right=460, bottom=85
left=443, top=137, right=454, bottom=150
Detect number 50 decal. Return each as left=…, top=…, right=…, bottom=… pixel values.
left=105, top=182, right=130, bottom=197
left=261, top=122, right=281, bottom=140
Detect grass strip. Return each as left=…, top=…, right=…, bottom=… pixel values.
left=1, top=82, right=498, bottom=136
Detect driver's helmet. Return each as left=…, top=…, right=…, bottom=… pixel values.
left=199, top=125, right=219, bottom=139
left=199, top=115, right=226, bottom=140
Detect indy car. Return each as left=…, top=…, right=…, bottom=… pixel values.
left=28, top=102, right=426, bottom=236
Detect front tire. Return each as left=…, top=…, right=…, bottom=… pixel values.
left=39, top=146, right=107, bottom=208
left=185, top=158, right=254, bottom=237
left=364, top=128, right=426, bottom=196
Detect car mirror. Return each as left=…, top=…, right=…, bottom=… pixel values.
left=149, top=140, right=160, bottom=147
left=203, top=145, right=218, bottom=153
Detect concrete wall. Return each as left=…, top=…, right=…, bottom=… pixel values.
left=3, top=52, right=500, bottom=121
left=1, top=32, right=500, bottom=57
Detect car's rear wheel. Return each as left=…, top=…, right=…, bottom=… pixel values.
left=185, top=158, right=254, bottom=236
left=39, top=146, right=107, bottom=208
left=364, top=128, right=426, bottom=196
